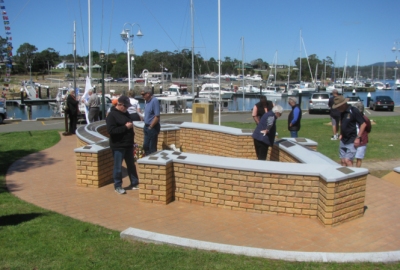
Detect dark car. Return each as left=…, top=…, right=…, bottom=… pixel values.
left=369, top=95, right=395, bottom=111
left=308, top=93, right=330, bottom=114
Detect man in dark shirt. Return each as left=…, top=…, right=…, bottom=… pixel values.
left=332, top=95, right=366, bottom=167
left=106, top=95, right=139, bottom=194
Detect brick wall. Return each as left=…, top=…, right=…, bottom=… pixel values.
left=172, top=162, right=319, bottom=217
left=318, top=175, right=367, bottom=226
left=138, top=162, right=174, bottom=204
left=75, top=149, right=113, bottom=188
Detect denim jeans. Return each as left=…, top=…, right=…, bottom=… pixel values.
left=112, top=147, right=139, bottom=189
left=143, top=124, right=159, bottom=155
left=290, top=131, right=298, bottom=138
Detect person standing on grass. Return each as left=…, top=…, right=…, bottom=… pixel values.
left=332, top=95, right=366, bottom=167
left=328, top=89, right=341, bottom=140
left=142, top=87, right=160, bottom=156
left=106, top=95, right=139, bottom=195
left=287, top=97, right=302, bottom=138
left=252, top=96, right=273, bottom=125
left=353, top=102, right=372, bottom=168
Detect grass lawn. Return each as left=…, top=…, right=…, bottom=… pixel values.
left=222, top=115, right=400, bottom=162
left=0, top=129, right=399, bottom=269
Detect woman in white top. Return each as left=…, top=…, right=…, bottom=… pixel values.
left=127, top=90, right=142, bottom=121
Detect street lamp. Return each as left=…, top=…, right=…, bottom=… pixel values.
left=120, top=23, right=143, bottom=90
left=100, top=50, right=106, bottom=120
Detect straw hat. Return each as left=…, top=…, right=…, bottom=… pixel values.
left=332, top=95, right=349, bottom=109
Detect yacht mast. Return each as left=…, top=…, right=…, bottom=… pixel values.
left=299, top=29, right=302, bottom=82
left=218, top=0, right=221, bottom=125
left=356, top=50, right=359, bottom=82
left=88, top=0, right=92, bottom=79
left=73, top=21, right=77, bottom=91
left=191, top=0, right=195, bottom=96
left=241, top=37, right=245, bottom=111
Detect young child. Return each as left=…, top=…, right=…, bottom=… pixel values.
left=353, top=102, right=372, bottom=167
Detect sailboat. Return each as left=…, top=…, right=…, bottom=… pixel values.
left=291, top=30, right=317, bottom=95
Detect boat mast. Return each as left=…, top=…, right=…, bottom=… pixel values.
left=218, top=0, right=221, bottom=125
left=274, top=51, right=277, bottom=86
left=356, top=50, right=359, bottom=83
left=384, top=56, right=386, bottom=83
left=88, top=0, right=92, bottom=79
left=299, top=29, right=301, bottom=82
left=73, top=21, right=77, bottom=91
left=191, top=0, right=195, bottom=96
left=241, top=36, right=244, bottom=111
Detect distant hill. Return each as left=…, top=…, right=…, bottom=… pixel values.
left=369, top=61, right=398, bottom=67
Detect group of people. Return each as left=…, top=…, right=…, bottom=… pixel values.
left=329, top=90, right=371, bottom=167
left=106, top=87, right=160, bottom=195
left=252, top=91, right=371, bottom=168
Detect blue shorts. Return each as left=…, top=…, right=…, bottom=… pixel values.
left=355, top=145, right=367, bottom=159
left=339, top=140, right=356, bottom=160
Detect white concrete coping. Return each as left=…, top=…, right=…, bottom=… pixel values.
left=281, top=137, right=318, bottom=148
left=180, top=122, right=251, bottom=136
left=133, top=121, right=180, bottom=132
left=138, top=150, right=368, bottom=183
left=394, top=167, right=400, bottom=173
left=120, top=228, right=400, bottom=263
left=73, top=143, right=109, bottom=153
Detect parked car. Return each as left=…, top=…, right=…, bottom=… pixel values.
left=346, top=95, right=363, bottom=106
left=104, top=77, right=113, bottom=82
left=308, top=93, right=330, bottom=114
left=369, top=95, right=395, bottom=111
left=148, top=78, right=161, bottom=84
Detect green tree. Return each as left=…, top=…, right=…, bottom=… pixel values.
left=16, top=43, right=38, bottom=74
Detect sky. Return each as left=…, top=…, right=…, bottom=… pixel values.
left=5, top=0, right=400, bottom=68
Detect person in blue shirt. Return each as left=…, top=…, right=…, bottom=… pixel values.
left=287, top=97, right=302, bottom=138
left=142, top=88, right=160, bottom=155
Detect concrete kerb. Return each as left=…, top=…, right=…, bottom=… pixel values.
left=121, top=228, right=400, bottom=263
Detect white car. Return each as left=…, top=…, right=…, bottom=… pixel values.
left=148, top=78, right=161, bottom=84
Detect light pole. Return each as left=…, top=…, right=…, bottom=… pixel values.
left=100, top=50, right=106, bottom=120
left=120, top=23, right=143, bottom=91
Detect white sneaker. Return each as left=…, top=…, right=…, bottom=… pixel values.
left=115, top=187, right=126, bottom=194
left=331, top=135, right=338, bottom=140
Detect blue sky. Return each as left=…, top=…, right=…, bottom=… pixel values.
left=5, top=0, right=400, bottom=67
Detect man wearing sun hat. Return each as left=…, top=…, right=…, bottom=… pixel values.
left=332, top=95, right=366, bottom=167
left=106, top=95, right=139, bottom=194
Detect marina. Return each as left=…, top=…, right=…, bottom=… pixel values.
left=6, top=82, right=400, bottom=121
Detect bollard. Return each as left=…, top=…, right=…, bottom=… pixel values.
left=259, top=84, right=262, bottom=96
left=151, top=84, right=154, bottom=95
left=38, top=86, right=42, bottom=99
left=20, top=89, right=24, bottom=104
left=159, top=85, right=163, bottom=94
left=46, top=87, right=50, bottom=98
left=367, top=92, right=371, bottom=108
left=196, top=85, right=200, bottom=98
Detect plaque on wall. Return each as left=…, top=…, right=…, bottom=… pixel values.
left=83, top=146, right=92, bottom=149
left=295, top=138, right=307, bottom=143
left=337, top=167, right=354, bottom=174
left=196, top=107, right=205, bottom=114
left=280, top=140, right=295, bottom=148
left=172, top=151, right=181, bottom=155
left=149, top=157, right=159, bottom=160
left=161, top=157, right=169, bottom=160
left=177, top=156, right=187, bottom=160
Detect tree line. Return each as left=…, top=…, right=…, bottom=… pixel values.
left=3, top=37, right=398, bottom=82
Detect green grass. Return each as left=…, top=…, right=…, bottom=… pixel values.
left=222, top=116, right=400, bottom=162
left=1, top=130, right=400, bottom=269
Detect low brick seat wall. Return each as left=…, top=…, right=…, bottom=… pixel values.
left=74, top=121, right=368, bottom=226
left=138, top=150, right=368, bottom=226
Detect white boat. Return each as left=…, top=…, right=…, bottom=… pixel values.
left=326, top=83, right=343, bottom=94
left=157, top=95, right=194, bottom=114
left=199, top=83, right=234, bottom=99
left=374, top=82, right=385, bottom=90
left=263, top=86, right=288, bottom=97
left=292, top=82, right=317, bottom=95
left=395, top=79, right=400, bottom=90
left=246, top=74, right=263, bottom=82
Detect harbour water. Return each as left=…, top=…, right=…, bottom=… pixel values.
left=6, top=81, right=400, bottom=120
